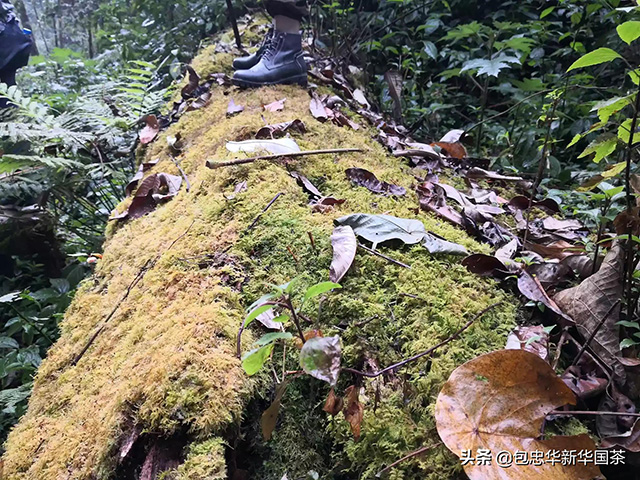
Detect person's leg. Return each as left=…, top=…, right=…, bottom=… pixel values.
left=232, top=0, right=308, bottom=87
left=273, top=15, right=300, bottom=33
left=0, top=67, right=16, bottom=108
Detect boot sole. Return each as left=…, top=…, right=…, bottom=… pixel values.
left=232, top=74, right=308, bottom=88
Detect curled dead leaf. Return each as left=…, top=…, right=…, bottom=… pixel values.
left=323, top=388, right=344, bottom=417
left=343, top=385, right=364, bottom=439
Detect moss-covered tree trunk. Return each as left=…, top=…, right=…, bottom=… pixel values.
left=2, top=38, right=515, bottom=480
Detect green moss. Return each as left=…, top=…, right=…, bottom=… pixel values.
left=2, top=26, right=516, bottom=480
left=172, top=438, right=226, bottom=480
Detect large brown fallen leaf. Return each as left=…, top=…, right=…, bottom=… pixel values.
left=554, top=242, right=625, bottom=382
left=329, top=226, right=357, bottom=283
left=435, top=349, right=602, bottom=480
left=345, top=167, right=406, bottom=196
left=139, top=115, right=160, bottom=145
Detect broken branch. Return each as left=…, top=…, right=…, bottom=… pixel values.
left=205, top=148, right=364, bottom=169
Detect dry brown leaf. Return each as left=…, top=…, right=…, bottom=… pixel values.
left=505, top=325, right=550, bottom=361
left=346, top=167, right=406, bottom=196
left=310, top=93, right=328, bottom=121
left=343, top=385, right=364, bottom=440
left=125, top=158, right=159, bottom=196
left=433, top=141, right=467, bottom=159
left=329, top=225, right=357, bottom=283
left=462, top=254, right=513, bottom=278
left=435, top=349, right=601, bottom=480
left=264, top=98, right=286, bottom=112
left=554, top=242, right=625, bottom=382
left=466, top=167, right=523, bottom=182
left=227, top=98, right=244, bottom=116
left=518, top=271, right=574, bottom=325
left=256, top=119, right=306, bottom=139
left=139, top=115, right=160, bottom=145
left=508, top=195, right=561, bottom=214
left=181, top=66, right=201, bottom=98
left=323, top=388, right=343, bottom=417
left=261, top=381, right=288, bottom=441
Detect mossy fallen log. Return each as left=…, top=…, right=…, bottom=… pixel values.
left=2, top=38, right=516, bottom=480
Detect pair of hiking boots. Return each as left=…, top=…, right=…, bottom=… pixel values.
left=232, top=28, right=308, bottom=88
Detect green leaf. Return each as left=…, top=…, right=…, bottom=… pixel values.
left=618, top=118, right=638, bottom=145
left=460, top=55, right=521, bottom=77
left=242, top=344, right=274, bottom=375
left=567, top=48, right=622, bottom=71
left=601, top=162, right=627, bottom=180
left=621, top=338, right=639, bottom=349
left=567, top=133, right=583, bottom=148
left=254, top=332, right=293, bottom=347
left=629, top=69, right=640, bottom=85
left=0, top=337, right=19, bottom=349
left=423, top=41, right=438, bottom=60
left=592, top=96, right=632, bottom=123
left=617, top=21, right=640, bottom=45
left=244, top=304, right=275, bottom=329
left=578, top=136, right=618, bottom=163
left=303, top=282, right=342, bottom=302
left=616, top=320, right=640, bottom=329
left=540, top=6, right=555, bottom=18
left=299, top=336, right=342, bottom=385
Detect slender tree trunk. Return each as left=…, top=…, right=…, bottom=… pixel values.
left=87, top=13, right=94, bottom=58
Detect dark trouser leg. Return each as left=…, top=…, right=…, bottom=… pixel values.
left=0, top=68, right=17, bottom=108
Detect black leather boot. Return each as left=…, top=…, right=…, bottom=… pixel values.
left=232, top=28, right=274, bottom=71
left=232, top=31, right=307, bottom=88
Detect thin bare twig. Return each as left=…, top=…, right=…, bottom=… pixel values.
left=71, top=220, right=196, bottom=366
left=524, top=95, right=559, bottom=245
left=169, top=155, right=191, bottom=192
left=247, top=192, right=283, bottom=231
left=552, top=326, right=570, bottom=371
left=357, top=242, right=411, bottom=269
left=624, top=81, right=640, bottom=320
left=549, top=410, right=640, bottom=418
left=376, top=443, right=441, bottom=477
left=205, top=148, right=363, bottom=169
left=342, top=302, right=501, bottom=378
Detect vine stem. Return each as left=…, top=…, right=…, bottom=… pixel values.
left=523, top=95, right=560, bottom=245
left=342, top=302, right=501, bottom=378
left=624, top=80, right=640, bottom=321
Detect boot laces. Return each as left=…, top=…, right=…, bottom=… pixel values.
left=263, top=33, right=282, bottom=61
